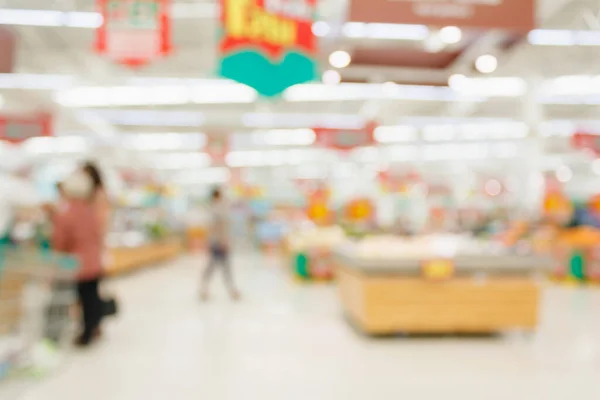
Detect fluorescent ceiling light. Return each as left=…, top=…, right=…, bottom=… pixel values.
left=252, top=129, right=316, bottom=146
left=22, top=136, right=90, bottom=155
left=56, top=84, right=254, bottom=107
left=77, top=109, right=206, bottom=127
left=0, top=8, right=429, bottom=42
left=226, top=149, right=320, bottom=167
left=242, top=112, right=365, bottom=129
left=0, top=4, right=218, bottom=28
left=0, top=9, right=103, bottom=28
left=152, top=152, right=211, bottom=170
left=284, top=83, right=468, bottom=102
left=339, top=22, right=429, bottom=40
left=191, top=85, right=257, bottom=104
left=449, top=76, right=526, bottom=97
left=528, top=29, right=600, bottom=46
left=124, top=133, right=206, bottom=151
left=423, top=125, right=456, bottom=142
left=175, top=167, right=230, bottom=185
left=383, top=145, right=418, bottom=161
left=0, top=73, right=74, bottom=90
left=374, top=125, right=417, bottom=143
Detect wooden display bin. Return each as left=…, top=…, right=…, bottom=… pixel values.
left=338, top=265, right=540, bottom=335
left=106, top=238, right=182, bottom=276
left=0, top=272, right=25, bottom=335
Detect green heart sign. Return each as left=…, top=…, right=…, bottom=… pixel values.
left=217, top=0, right=318, bottom=97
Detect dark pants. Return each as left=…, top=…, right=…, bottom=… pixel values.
left=77, top=279, right=103, bottom=342
left=202, top=243, right=235, bottom=292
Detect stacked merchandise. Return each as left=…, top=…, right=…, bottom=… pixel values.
left=286, top=226, right=346, bottom=281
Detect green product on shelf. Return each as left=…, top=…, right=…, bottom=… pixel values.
left=295, top=252, right=309, bottom=279
left=570, top=250, right=585, bottom=281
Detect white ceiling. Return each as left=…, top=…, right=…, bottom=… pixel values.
left=1, top=0, right=600, bottom=184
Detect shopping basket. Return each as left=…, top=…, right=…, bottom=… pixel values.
left=0, top=245, right=79, bottom=398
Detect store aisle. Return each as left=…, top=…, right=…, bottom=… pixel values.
left=19, top=253, right=600, bottom=400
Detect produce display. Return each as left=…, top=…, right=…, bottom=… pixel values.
left=336, top=234, right=551, bottom=335
left=286, top=226, right=345, bottom=281
left=339, top=234, right=550, bottom=273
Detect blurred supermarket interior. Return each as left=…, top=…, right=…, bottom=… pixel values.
left=2, top=0, right=600, bottom=399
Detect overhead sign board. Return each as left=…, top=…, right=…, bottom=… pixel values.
left=348, top=0, right=535, bottom=32
left=314, top=122, right=376, bottom=151
left=0, top=113, right=53, bottom=144
left=96, top=0, right=172, bottom=67
left=217, top=0, right=318, bottom=97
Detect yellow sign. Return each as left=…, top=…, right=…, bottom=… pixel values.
left=307, top=202, right=328, bottom=222
left=422, top=260, right=454, bottom=281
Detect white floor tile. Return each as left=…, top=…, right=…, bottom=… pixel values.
left=9, top=252, right=600, bottom=400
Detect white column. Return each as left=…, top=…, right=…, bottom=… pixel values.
left=520, top=76, right=545, bottom=214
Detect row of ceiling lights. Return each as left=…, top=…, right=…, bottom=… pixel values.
left=322, top=25, right=497, bottom=84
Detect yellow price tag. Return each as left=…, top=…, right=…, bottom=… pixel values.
left=422, top=260, right=454, bottom=281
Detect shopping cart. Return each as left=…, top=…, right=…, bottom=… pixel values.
left=0, top=246, right=79, bottom=398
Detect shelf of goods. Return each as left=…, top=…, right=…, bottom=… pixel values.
left=286, top=226, right=346, bottom=281
left=335, top=235, right=552, bottom=335
left=551, top=227, right=600, bottom=283
left=187, top=227, right=207, bottom=251
left=105, top=237, right=182, bottom=276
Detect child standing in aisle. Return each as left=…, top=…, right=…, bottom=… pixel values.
left=201, top=188, right=240, bottom=301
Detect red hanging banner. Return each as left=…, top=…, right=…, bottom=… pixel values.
left=205, top=134, right=229, bottom=165
left=96, top=0, right=172, bottom=68
left=0, top=112, right=53, bottom=144
left=572, top=131, right=600, bottom=156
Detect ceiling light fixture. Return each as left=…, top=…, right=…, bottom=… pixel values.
left=312, top=21, right=331, bottom=37
left=374, top=126, right=417, bottom=143
left=322, top=70, right=341, bottom=85
left=329, top=50, right=352, bottom=69
left=0, top=9, right=103, bottom=28
left=475, top=54, right=498, bottom=74
left=485, top=179, right=502, bottom=196
left=556, top=165, right=573, bottom=183
left=439, top=26, right=462, bottom=44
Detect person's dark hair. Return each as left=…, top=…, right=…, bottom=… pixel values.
left=83, top=161, right=104, bottom=193
left=56, top=182, right=64, bottom=194
left=211, top=187, right=222, bottom=201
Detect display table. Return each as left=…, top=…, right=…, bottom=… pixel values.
left=105, top=238, right=182, bottom=276
left=336, top=243, right=551, bottom=335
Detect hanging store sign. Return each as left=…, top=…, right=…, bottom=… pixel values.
left=422, top=259, right=454, bottom=281
left=0, top=113, right=53, bottom=144
left=205, top=134, right=229, bottom=165
left=96, top=0, right=172, bottom=68
left=314, top=122, right=376, bottom=151
left=217, top=0, right=318, bottom=97
left=572, top=131, right=600, bottom=156
left=348, top=0, right=535, bottom=32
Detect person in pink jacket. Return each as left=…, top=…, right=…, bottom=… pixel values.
left=52, top=170, right=104, bottom=346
